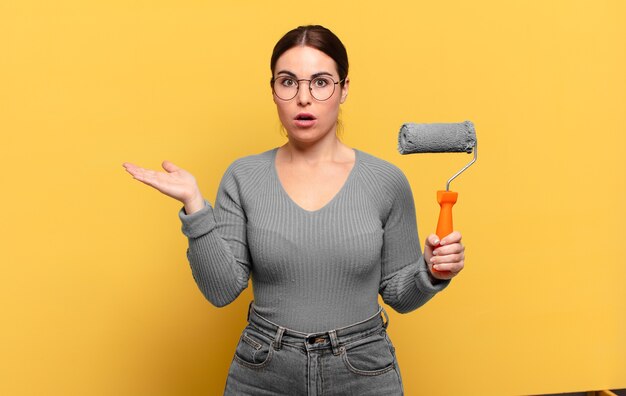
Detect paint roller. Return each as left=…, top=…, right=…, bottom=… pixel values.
left=397, top=121, right=477, bottom=272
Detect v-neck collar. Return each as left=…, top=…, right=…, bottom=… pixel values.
left=271, top=147, right=360, bottom=214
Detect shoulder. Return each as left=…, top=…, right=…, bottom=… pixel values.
left=218, top=148, right=276, bottom=193
left=355, top=149, right=412, bottom=193
left=226, top=147, right=276, bottom=175
left=354, top=149, right=415, bottom=220
left=221, top=148, right=276, bottom=183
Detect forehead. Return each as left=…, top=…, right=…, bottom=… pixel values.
left=274, top=46, right=338, bottom=77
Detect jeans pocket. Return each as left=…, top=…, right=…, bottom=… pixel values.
left=341, top=331, right=396, bottom=376
left=233, top=326, right=274, bottom=369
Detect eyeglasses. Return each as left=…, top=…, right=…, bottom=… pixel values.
left=271, top=75, right=344, bottom=101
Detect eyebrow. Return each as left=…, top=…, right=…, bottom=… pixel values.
left=276, top=70, right=335, bottom=79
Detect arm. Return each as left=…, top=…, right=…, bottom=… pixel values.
left=122, top=158, right=250, bottom=306
left=378, top=169, right=451, bottom=313
left=178, top=163, right=251, bottom=307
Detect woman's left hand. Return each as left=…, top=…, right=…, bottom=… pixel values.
left=423, top=231, right=465, bottom=280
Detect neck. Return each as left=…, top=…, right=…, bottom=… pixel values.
left=282, top=128, right=349, bottom=164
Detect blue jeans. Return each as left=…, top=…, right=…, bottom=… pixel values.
left=224, top=302, right=404, bottom=395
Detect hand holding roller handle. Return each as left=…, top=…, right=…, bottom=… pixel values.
left=423, top=231, right=465, bottom=280
left=431, top=191, right=459, bottom=276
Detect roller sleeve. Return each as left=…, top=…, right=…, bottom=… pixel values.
left=398, top=121, right=476, bottom=154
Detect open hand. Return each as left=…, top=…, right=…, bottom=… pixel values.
left=423, top=231, right=465, bottom=280
left=122, top=160, right=202, bottom=205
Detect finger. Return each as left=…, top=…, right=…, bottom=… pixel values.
left=424, top=234, right=441, bottom=249
left=162, top=160, right=181, bottom=173
left=123, top=163, right=143, bottom=178
left=423, top=234, right=440, bottom=264
left=122, top=162, right=148, bottom=174
left=431, top=252, right=464, bottom=265
left=125, top=164, right=149, bottom=178
left=122, top=162, right=142, bottom=173
left=432, top=260, right=464, bottom=274
left=433, top=242, right=465, bottom=256
left=431, top=269, right=459, bottom=280
left=439, top=230, right=462, bottom=246
left=128, top=166, right=162, bottom=188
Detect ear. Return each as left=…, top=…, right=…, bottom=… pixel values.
left=339, top=77, right=349, bottom=104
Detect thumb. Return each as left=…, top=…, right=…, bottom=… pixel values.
left=424, top=234, right=441, bottom=251
left=423, top=234, right=440, bottom=266
left=162, top=160, right=181, bottom=173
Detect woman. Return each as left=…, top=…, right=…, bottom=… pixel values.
left=123, top=25, right=465, bottom=395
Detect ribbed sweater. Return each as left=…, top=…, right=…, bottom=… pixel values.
left=178, top=147, right=450, bottom=333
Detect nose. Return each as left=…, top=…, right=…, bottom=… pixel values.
left=296, top=82, right=313, bottom=106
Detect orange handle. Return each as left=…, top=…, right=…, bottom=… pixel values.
left=436, top=190, right=458, bottom=239
left=432, top=190, right=458, bottom=274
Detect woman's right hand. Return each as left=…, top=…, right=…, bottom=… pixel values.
left=122, top=160, right=205, bottom=213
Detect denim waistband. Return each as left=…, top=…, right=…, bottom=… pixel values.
left=246, top=301, right=389, bottom=356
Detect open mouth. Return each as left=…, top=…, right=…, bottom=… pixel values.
left=295, top=113, right=316, bottom=121
left=294, top=113, right=317, bottom=128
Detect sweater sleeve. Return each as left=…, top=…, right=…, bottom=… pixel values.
left=177, top=162, right=251, bottom=307
left=378, top=166, right=450, bottom=313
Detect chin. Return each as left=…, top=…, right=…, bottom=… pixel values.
left=288, top=133, right=322, bottom=144
left=288, top=127, right=334, bottom=143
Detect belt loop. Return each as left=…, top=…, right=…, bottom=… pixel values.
left=381, top=306, right=389, bottom=329
left=328, top=330, right=341, bottom=356
left=273, top=326, right=285, bottom=350
left=246, top=300, right=254, bottom=322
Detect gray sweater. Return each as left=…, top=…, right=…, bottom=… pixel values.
left=178, top=147, right=450, bottom=333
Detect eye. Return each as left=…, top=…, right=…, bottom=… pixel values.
left=279, top=77, right=297, bottom=87
left=313, top=77, right=331, bottom=88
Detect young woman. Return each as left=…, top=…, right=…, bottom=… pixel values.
left=123, top=25, right=465, bottom=395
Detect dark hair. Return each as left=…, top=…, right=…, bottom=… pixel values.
left=270, top=25, right=349, bottom=87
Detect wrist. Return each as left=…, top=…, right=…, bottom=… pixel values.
left=183, top=191, right=205, bottom=215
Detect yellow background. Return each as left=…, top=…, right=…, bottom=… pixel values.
left=1, top=0, right=624, bottom=395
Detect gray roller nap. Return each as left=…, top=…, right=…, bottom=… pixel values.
left=398, top=121, right=476, bottom=154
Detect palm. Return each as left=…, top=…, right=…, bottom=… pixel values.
left=122, top=161, right=198, bottom=203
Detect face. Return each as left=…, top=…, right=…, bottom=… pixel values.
left=272, top=46, right=349, bottom=144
